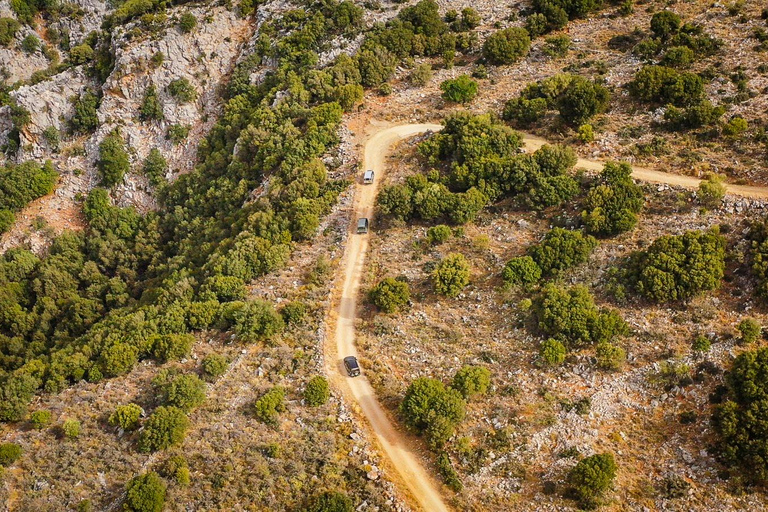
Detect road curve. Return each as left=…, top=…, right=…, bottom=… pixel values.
left=326, top=122, right=768, bottom=512
left=329, top=123, right=448, bottom=512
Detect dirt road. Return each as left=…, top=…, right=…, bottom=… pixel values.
left=326, top=122, right=768, bottom=512
left=521, top=132, right=768, bottom=199
left=329, top=123, right=449, bottom=512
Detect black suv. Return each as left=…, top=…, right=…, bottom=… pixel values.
left=343, top=356, right=360, bottom=377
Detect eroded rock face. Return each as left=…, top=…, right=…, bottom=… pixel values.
left=12, top=66, right=93, bottom=158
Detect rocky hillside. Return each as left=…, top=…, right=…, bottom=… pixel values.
left=1, top=0, right=768, bottom=510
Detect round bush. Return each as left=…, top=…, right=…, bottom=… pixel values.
left=124, top=471, right=166, bottom=512
left=451, top=366, right=491, bottom=399
left=539, top=338, right=566, bottom=366
left=426, top=224, right=452, bottom=245
left=432, top=253, right=470, bottom=297
left=738, top=318, right=761, bottom=344
left=304, top=376, right=330, bottom=407
left=201, top=354, right=228, bottom=381
left=0, top=443, right=22, bottom=466
left=483, top=27, right=531, bottom=65
left=109, top=403, right=142, bottom=431
left=440, top=75, right=478, bottom=103
left=502, top=256, right=542, bottom=287
left=568, top=453, right=617, bottom=507
left=369, top=277, right=410, bottom=313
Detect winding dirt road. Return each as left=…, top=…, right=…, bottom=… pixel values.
left=329, top=123, right=450, bottom=512
left=326, top=122, right=768, bottom=512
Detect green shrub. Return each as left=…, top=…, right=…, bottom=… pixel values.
left=167, top=124, right=190, bottom=144
left=138, top=406, right=189, bottom=452
left=426, top=224, right=452, bottom=244
left=451, top=366, right=490, bottom=399
left=650, top=10, right=681, bottom=40
left=503, top=97, right=548, bottom=127
left=304, top=491, right=354, bottom=512
left=149, top=333, right=194, bottom=363
left=712, top=347, right=768, bottom=483
left=722, top=116, right=748, bottom=136
left=595, top=341, right=625, bottom=371
left=502, top=255, right=542, bottom=287
left=738, top=318, right=761, bottom=344
left=142, top=148, right=167, bottom=187
left=254, top=386, right=285, bottom=426
left=369, top=277, right=410, bottom=313
left=161, top=374, right=206, bottom=412
left=582, top=161, right=644, bottom=236
left=483, top=27, right=530, bottom=65
left=62, top=418, right=81, bottom=438
left=577, top=124, right=594, bottom=143
left=20, top=34, right=39, bottom=53
left=179, top=12, right=197, bottom=33
left=534, top=284, right=628, bottom=347
left=98, top=131, right=130, bottom=186
left=539, top=338, right=566, bottom=366
left=401, top=377, right=465, bottom=449
left=557, top=76, right=610, bottom=126
left=42, top=126, right=60, bottom=151
left=231, top=300, right=284, bottom=342
left=0, top=209, right=15, bottom=232
left=124, top=472, right=166, bottom=512
left=697, top=173, right=726, bottom=207
left=161, top=455, right=190, bottom=486
left=167, top=78, right=197, bottom=103
left=629, top=65, right=703, bottom=106
left=410, top=63, right=433, bottom=86
left=661, top=46, right=694, bottom=68
left=0, top=443, right=22, bottom=466
left=527, top=227, right=597, bottom=277
left=29, top=409, right=52, bottom=429
left=201, top=354, right=228, bottom=381
left=355, top=46, right=396, bottom=87
left=664, top=100, right=725, bottom=130
left=568, top=453, right=617, bottom=508
left=432, top=253, right=470, bottom=297
left=440, top=75, right=478, bottom=103
left=691, top=335, right=711, bottom=352
left=304, top=375, right=330, bottom=406
left=627, top=228, right=725, bottom=302
left=543, top=34, right=570, bottom=58
left=70, top=91, right=100, bottom=134
left=0, top=18, right=20, bottom=46
left=140, top=85, right=163, bottom=122
left=525, top=13, right=548, bottom=38
left=0, top=375, right=38, bottom=422
left=436, top=451, right=463, bottom=491
left=109, top=403, right=142, bottom=431
left=69, top=43, right=94, bottom=64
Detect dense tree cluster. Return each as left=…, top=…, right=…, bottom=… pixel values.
left=748, top=217, right=768, bottom=300
left=581, top=162, right=644, bottom=236
left=626, top=228, right=725, bottom=302
left=712, top=347, right=768, bottom=483
left=377, top=113, right=580, bottom=223
left=503, top=73, right=610, bottom=127
left=0, top=160, right=57, bottom=233
left=0, top=0, right=354, bottom=422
